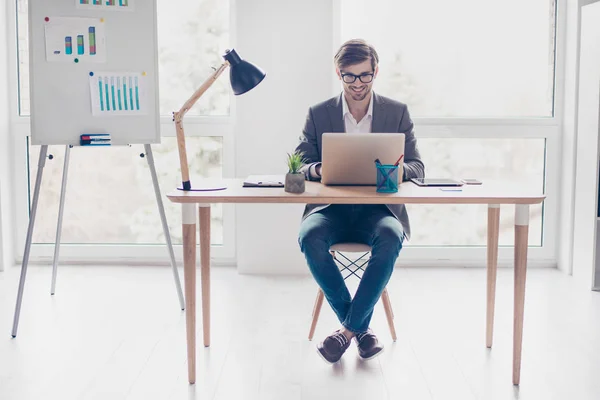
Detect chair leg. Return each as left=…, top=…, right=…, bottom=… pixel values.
left=381, top=288, right=397, bottom=342
left=308, top=289, right=325, bottom=341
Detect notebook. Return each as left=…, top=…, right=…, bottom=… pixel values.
left=243, top=175, right=285, bottom=187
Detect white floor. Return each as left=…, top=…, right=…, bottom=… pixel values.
left=1, top=265, right=599, bottom=400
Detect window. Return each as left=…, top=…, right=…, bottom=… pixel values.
left=17, top=0, right=231, bottom=246
left=17, top=0, right=231, bottom=116
left=406, top=138, right=545, bottom=246
left=157, top=0, right=230, bottom=116
left=339, top=0, right=556, bottom=117
left=339, top=0, right=556, bottom=251
left=28, top=138, right=224, bottom=245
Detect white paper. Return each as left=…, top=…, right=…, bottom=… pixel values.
left=76, top=0, right=135, bottom=11
left=44, top=17, right=106, bottom=63
left=89, top=72, right=148, bottom=116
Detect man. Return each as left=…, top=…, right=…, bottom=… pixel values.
left=296, top=39, right=425, bottom=364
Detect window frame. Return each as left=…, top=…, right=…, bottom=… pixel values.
left=332, top=0, right=563, bottom=264
left=5, top=0, right=565, bottom=266
left=7, top=0, right=237, bottom=263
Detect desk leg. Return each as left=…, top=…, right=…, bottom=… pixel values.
left=182, top=204, right=197, bottom=384
left=513, top=204, right=529, bottom=385
left=199, top=205, right=211, bottom=348
left=486, top=205, right=500, bottom=348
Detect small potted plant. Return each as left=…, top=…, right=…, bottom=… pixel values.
left=285, top=151, right=307, bottom=194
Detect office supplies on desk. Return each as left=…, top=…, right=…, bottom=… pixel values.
left=243, top=175, right=285, bottom=187
left=462, top=178, right=483, bottom=185
left=411, top=178, right=463, bottom=187
left=376, top=154, right=404, bottom=191
left=376, top=164, right=399, bottom=193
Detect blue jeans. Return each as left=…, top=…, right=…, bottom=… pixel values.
left=298, top=204, right=404, bottom=334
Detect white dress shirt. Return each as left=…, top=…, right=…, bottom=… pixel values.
left=342, top=92, right=373, bottom=134
left=310, top=93, right=374, bottom=178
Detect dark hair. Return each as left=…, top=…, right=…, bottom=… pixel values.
left=334, top=39, right=379, bottom=71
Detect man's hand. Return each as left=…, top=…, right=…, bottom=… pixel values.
left=316, top=164, right=322, bottom=176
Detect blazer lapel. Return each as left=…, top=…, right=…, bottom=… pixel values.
left=326, top=94, right=346, bottom=133
left=371, top=93, right=387, bottom=133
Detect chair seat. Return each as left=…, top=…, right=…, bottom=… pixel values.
left=330, top=242, right=372, bottom=253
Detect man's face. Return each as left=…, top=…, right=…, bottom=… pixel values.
left=337, top=59, right=378, bottom=102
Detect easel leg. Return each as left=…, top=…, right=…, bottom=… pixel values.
left=12, top=145, right=48, bottom=337
left=51, top=145, right=71, bottom=295
left=144, top=144, right=185, bottom=310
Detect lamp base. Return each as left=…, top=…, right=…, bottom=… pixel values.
left=177, top=179, right=228, bottom=191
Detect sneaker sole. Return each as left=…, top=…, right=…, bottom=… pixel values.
left=358, top=345, right=385, bottom=361
left=316, top=346, right=339, bottom=365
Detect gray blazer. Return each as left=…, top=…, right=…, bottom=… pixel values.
left=295, top=92, right=425, bottom=240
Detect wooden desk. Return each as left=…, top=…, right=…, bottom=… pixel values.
left=167, top=179, right=545, bottom=385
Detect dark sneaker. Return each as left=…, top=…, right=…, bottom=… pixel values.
left=354, top=329, right=384, bottom=360
left=317, top=330, right=351, bottom=364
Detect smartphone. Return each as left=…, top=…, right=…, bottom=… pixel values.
left=461, top=179, right=483, bottom=185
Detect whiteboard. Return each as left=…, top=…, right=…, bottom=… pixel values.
left=29, top=0, right=160, bottom=145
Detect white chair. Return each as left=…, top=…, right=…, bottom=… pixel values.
left=308, top=242, right=397, bottom=341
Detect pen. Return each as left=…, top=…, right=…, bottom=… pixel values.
left=440, top=188, right=462, bottom=192
left=376, top=154, right=405, bottom=191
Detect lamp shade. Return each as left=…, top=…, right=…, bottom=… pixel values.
left=223, top=49, right=266, bottom=95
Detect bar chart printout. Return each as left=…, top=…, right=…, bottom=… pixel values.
left=44, top=17, right=106, bottom=62
left=89, top=72, right=147, bottom=116
left=77, top=0, right=134, bottom=10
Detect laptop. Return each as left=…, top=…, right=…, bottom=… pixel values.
left=321, top=133, right=405, bottom=185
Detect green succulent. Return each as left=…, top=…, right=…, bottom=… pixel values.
left=286, top=151, right=307, bottom=174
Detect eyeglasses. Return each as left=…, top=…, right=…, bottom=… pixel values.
left=341, top=72, right=375, bottom=84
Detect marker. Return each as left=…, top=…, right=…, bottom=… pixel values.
left=89, top=27, right=96, bottom=55
left=117, top=77, right=122, bottom=110
left=98, top=77, right=104, bottom=111
left=123, top=77, right=128, bottom=110
left=135, top=76, right=140, bottom=110
left=65, top=36, right=72, bottom=55
left=105, top=77, right=110, bottom=111
left=77, top=35, right=84, bottom=55
left=129, top=77, right=134, bottom=110
left=111, top=77, right=116, bottom=111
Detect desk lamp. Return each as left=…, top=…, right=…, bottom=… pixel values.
left=173, top=49, right=266, bottom=191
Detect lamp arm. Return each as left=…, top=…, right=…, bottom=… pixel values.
left=173, top=61, right=230, bottom=190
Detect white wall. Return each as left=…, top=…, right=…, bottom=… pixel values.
left=234, top=0, right=334, bottom=274
left=0, top=0, right=15, bottom=271
left=558, top=0, right=600, bottom=276
left=571, top=1, right=600, bottom=288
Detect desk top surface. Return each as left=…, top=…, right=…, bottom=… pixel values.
left=167, top=179, right=545, bottom=205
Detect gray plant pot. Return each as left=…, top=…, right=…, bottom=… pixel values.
left=285, top=172, right=305, bottom=194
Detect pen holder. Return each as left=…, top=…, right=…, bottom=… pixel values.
left=376, top=164, right=399, bottom=193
